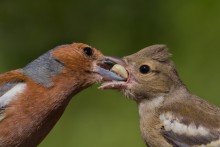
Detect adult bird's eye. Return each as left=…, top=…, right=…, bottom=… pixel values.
left=83, top=47, right=93, bottom=56
left=139, top=65, right=150, bottom=74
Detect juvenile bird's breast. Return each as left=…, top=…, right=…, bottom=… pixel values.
left=138, top=97, right=172, bottom=147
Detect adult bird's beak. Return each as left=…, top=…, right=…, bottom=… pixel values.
left=95, top=56, right=128, bottom=82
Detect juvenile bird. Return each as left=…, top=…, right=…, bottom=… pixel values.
left=0, top=43, right=123, bottom=147
left=99, top=45, right=220, bottom=147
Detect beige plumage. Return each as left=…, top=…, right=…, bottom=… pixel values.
left=99, top=45, right=220, bottom=147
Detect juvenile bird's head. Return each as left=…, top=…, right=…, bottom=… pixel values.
left=99, top=45, right=185, bottom=102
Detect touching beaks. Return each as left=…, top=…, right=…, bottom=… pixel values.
left=95, top=56, right=128, bottom=82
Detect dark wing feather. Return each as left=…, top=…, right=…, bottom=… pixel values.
left=160, top=96, right=220, bottom=147
left=161, top=128, right=220, bottom=147
left=0, top=83, right=17, bottom=97
left=0, top=70, right=26, bottom=116
left=0, top=83, right=18, bottom=116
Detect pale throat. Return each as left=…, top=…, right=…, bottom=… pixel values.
left=138, top=96, right=164, bottom=117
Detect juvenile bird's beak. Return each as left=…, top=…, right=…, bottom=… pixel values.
left=95, top=56, right=129, bottom=89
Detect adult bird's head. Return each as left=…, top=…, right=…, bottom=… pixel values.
left=98, top=45, right=185, bottom=102
left=23, top=42, right=124, bottom=89
left=51, top=43, right=106, bottom=85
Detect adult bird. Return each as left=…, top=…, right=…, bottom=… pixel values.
left=99, top=45, right=220, bottom=147
left=0, top=42, right=124, bottom=147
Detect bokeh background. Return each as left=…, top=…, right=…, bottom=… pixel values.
left=1, top=1, right=220, bottom=147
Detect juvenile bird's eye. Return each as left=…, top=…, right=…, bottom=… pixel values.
left=139, top=65, right=150, bottom=74
left=83, top=47, right=93, bottom=56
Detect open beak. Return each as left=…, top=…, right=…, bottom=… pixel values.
left=95, top=56, right=129, bottom=89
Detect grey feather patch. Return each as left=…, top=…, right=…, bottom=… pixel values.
left=23, top=50, right=64, bottom=87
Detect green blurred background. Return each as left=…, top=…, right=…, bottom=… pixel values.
left=1, top=0, right=220, bottom=146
